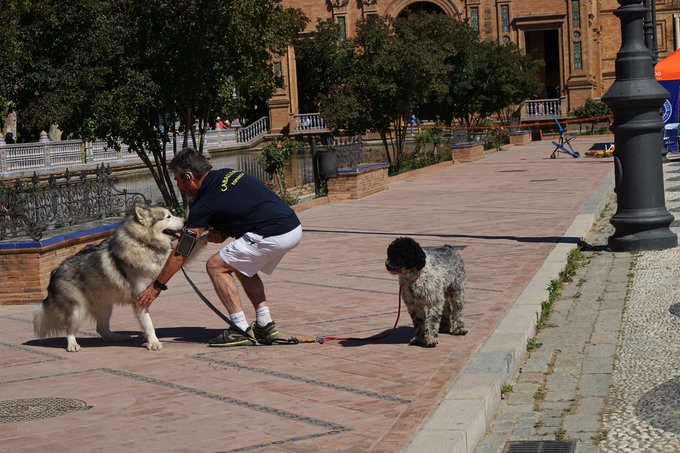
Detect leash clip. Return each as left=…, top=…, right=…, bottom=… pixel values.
left=316, top=336, right=326, bottom=344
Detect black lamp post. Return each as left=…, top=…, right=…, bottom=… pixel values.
left=643, top=0, right=658, bottom=64
left=602, top=0, right=677, bottom=251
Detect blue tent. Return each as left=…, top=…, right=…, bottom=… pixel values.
left=656, top=49, right=680, bottom=152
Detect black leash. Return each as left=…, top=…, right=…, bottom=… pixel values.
left=180, top=267, right=403, bottom=345
left=180, top=267, right=257, bottom=345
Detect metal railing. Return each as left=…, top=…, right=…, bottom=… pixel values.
left=0, top=164, right=149, bottom=241
left=330, top=136, right=366, bottom=169
left=525, top=98, right=565, bottom=118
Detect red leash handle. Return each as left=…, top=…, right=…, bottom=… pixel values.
left=318, top=284, right=403, bottom=344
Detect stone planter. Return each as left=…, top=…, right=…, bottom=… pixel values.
left=327, top=163, right=389, bottom=201
left=451, top=142, right=485, bottom=163
left=0, top=224, right=116, bottom=305
left=509, top=131, right=532, bottom=145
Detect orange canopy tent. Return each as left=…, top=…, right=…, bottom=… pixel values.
left=655, top=47, right=680, bottom=80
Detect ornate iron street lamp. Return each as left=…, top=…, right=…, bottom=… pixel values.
left=602, top=0, right=677, bottom=251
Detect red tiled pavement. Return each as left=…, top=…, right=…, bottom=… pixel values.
left=0, top=135, right=614, bottom=453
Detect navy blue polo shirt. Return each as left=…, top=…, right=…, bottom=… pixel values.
left=186, top=168, right=300, bottom=238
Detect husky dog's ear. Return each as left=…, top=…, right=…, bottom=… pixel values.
left=134, top=205, right=151, bottom=225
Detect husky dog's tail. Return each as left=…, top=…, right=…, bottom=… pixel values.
left=33, top=298, right=65, bottom=338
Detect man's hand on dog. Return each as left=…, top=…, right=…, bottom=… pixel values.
left=135, top=229, right=223, bottom=309
left=136, top=286, right=161, bottom=309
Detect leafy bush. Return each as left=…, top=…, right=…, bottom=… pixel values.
left=258, top=138, right=303, bottom=205
left=484, top=128, right=509, bottom=150
left=573, top=98, right=611, bottom=118
left=573, top=98, right=612, bottom=134
left=414, top=124, right=446, bottom=157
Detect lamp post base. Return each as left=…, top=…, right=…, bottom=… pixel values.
left=609, top=226, right=677, bottom=252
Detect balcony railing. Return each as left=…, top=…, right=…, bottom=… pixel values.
left=292, top=113, right=327, bottom=133
left=524, top=98, right=565, bottom=118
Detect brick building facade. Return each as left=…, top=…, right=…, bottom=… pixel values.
left=269, top=0, right=680, bottom=132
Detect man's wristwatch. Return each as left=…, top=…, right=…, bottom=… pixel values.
left=153, top=280, right=168, bottom=291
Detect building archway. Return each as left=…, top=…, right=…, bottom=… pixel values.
left=398, top=2, right=445, bottom=17
left=385, top=0, right=462, bottom=20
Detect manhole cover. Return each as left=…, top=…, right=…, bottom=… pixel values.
left=0, top=397, right=90, bottom=423
left=635, top=376, right=680, bottom=433
left=503, top=440, right=576, bottom=453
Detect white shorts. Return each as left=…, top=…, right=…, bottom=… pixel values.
left=219, top=225, right=302, bottom=277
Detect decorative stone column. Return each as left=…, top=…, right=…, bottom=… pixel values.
left=602, top=0, right=677, bottom=251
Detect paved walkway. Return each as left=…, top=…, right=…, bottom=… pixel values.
left=1, top=135, right=615, bottom=453
left=476, top=154, right=680, bottom=453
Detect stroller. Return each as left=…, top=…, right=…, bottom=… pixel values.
left=550, top=114, right=581, bottom=158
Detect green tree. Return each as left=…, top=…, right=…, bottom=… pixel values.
left=297, top=14, right=451, bottom=171
left=447, top=40, right=541, bottom=127
left=0, top=1, right=26, bottom=128
left=2, top=0, right=307, bottom=208
left=296, top=13, right=538, bottom=171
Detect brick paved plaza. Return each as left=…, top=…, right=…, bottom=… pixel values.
left=0, top=136, right=614, bottom=452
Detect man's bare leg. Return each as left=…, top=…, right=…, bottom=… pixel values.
left=206, top=253, right=243, bottom=314
left=235, top=272, right=267, bottom=309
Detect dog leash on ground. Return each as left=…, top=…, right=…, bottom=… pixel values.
left=181, top=267, right=310, bottom=344
left=316, top=284, right=403, bottom=344
left=181, top=266, right=403, bottom=345
left=180, top=267, right=258, bottom=345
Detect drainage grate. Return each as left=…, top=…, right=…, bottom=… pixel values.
left=503, top=440, right=576, bottom=453
left=0, top=397, right=90, bottom=423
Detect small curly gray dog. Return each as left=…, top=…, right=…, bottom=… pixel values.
left=385, top=237, right=467, bottom=347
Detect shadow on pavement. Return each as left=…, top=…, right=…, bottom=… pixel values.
left=304, top=229, right=581, bottom=245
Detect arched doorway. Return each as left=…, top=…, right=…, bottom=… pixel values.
left=398, top=2, right=445, bottom=17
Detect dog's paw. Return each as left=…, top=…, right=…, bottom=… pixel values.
left=66, top=336, right=81, bottom=352
left=145, top=340, right=163, bottom=351
left=453, top=328, right=468, bottom=336
left=409, top=337, right=437, bottom=348
left=423, top=339, right=438, bottom=348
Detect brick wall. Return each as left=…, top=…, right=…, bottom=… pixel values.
left=0, top=231, right=112, bottom=305
left=327, top=165, right=389, bottom=202
left=451, top=143, right=485, bottom=163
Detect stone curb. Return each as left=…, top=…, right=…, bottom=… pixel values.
left=403, top=169, right=615, bottom=453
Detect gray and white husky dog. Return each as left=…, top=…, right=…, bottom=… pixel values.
left=385, top=237, right=467, bottom=348
left=33, top=204, right=185, bottom=352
